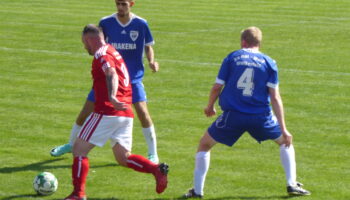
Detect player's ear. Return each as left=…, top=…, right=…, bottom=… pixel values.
left=129, top=1, right=135, bottom=7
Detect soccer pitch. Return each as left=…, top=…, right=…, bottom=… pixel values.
left=0, top=0, right=349, bottom=199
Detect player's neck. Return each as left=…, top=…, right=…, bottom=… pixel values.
left=117, top=12, right=132, bottom=25
left=241, top=44, right=259, bottom=52
left=92, top=41, right=107, bottom=55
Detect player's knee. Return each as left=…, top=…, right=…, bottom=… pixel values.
left=198, top=131, right=216, bottom=151
left=274, top=135, right=285, bottom=145
left=198, top=140, right=213, bottom=152
left=72, top=144, right=89, bottom=157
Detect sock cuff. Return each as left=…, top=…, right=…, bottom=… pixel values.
left=196, top=151, right=210, bottom=159
left=280, top=144, right=294, bottom=150
left=74, top=156, right=88, bottom=161
left=142, top=125, right=155, bottom=133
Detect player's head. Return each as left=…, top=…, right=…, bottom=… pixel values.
left=115, top=0, right=135, bottom=17
left=240, top=26, right=262, bottom=48
left=82, top=24, right=105, bottom=55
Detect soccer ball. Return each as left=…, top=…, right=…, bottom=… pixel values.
left=33, top=172, right=58, bottom=195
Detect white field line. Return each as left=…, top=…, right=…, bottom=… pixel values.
left=0, top=9, right=350, bottom=28
left=0, top=46, right=87, bottom=57
left=1, top=46, right=349, bottom=77
left=2, top=21, right=348, bottom=37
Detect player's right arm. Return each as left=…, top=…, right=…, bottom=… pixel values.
left=204, top=56, right=230, bottom=117
left=205, top=83, right=223, bottom=117
left=269, top=87, right=292, bottom=146
left=104, top=63, right=127, bottom=111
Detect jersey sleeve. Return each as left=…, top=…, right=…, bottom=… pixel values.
left=216, top=56, right=230, bottom=85
left=144, top=22, right=154, bottom=46
left=266, top=59, right=279, bottom=88
left=100, top=54, right=117, bottom=73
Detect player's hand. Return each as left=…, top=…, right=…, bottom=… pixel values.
left=149, top=61, right=159, bottom=72
left=204, top=106, right=216, bottom=117
left=110, top=97, right=128, bottom=111
left=282, top=130, right=293, bottom=147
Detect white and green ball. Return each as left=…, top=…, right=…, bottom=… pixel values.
left=33, top=172, right=58, bottom=195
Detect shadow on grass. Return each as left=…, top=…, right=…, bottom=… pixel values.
left=0, top=194, right=40, bottom=200
left=1, top=194, right=121, bottom=200
left=149, top=195, right=298, bottom=200
left=202, top=195, right=298, bottom=200
left=0, top=195, right=298, bottom=200
left=0, top=158, right=119, bottom=174
left=53, top=198, right=122, bottom=200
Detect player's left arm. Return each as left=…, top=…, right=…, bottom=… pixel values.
left=269, top=87, right=292, bottom=146
left=145, top=45, right=159, bottom=72
left=104, top=66, right=127, bottom=110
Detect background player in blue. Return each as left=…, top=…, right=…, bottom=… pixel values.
left=51, top=0, right=160, bottom=164
left=183, top=27, right=310, bottom=198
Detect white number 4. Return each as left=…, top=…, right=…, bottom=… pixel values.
left=237, top=68, right=254, bottom=96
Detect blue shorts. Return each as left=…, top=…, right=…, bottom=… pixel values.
left=86, top=82, right=147, bottom=104
left=131, top=82, right=147, bottom=103
left=208, top=111, right=281, bottom=146
left=87, top=89, right=95, bottom=102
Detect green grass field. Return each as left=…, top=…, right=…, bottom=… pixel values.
left=1, top=0, right=349, bottom=199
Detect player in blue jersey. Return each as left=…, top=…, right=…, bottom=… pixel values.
left=183, top=27, right=310, bottom=198
left=51, top=0, right=160, bottom=164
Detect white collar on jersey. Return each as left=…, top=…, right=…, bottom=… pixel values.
left=242, top=48, right=260, bottom=53
left=94, top=44, right=109, bottom=59
left=114, top=13, right=136, bottom=28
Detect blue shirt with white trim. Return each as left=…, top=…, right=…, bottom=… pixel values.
left=99, top=14, right=154, bottom=84
left=217, top=48, right=278, bottom=114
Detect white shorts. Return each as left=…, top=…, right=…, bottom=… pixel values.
left=78, top=112, right=133, bottom=151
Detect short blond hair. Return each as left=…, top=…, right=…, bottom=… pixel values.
left=241, top=26, right=262, bottom=47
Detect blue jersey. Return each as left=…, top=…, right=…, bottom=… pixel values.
left=216, top=48, right=279, bottom=114
left=99, top=14, right=154, bottom=84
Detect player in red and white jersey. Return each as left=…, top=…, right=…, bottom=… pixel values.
left=64, top=24, right=168, bottom=200
left=91, top=43, right=133, bottom=117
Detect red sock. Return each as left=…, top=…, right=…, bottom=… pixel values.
left=72, top=156, right=89, bottom=197
left=126, top=154, right=157, bottom=173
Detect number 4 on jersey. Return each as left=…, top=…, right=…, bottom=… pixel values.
left=237, top=68, right=254, bottom=96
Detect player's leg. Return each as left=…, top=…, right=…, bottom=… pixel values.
left=65, top=138, right=95, bottom=200
left=112, top=143, right=168, bottom=193
left=110, top=117, right=168, bottom=194
left=134, top=101, right=158, bottom=160
left=70, top=99, right=95, bottom=145
left=184, top=111, right=244, bottom=198
left=51, top=90, right=95, bottom=157
left=274, top=136, right=310, bottom=196
left=132, top=82, right=159, bottom=163
left=184, top=131, right=217, bottom=199
left=187, top=131, right=217, bottom=198
left=65, top=113, right=112, bottom=200
left=255, top=113, right=310, bottom=196
left=274, top=136, right=297, bottom=187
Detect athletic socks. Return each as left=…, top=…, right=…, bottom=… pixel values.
left=71, top=155, right=157, bottom=197
left=142, top=125, right=158, bottom=156
left=194, top=151, right=210, bottom=196
left=126, top=154, right=158, bottom=173
left=280, top=144, right=297, bottom=186
left=69, top=123, right=82, bottom=146
left=72, top=156, right=89, bottom=197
